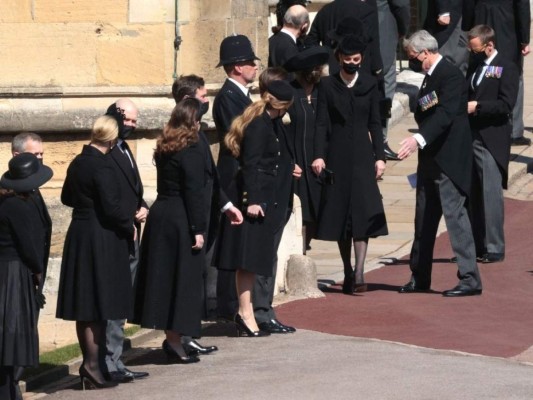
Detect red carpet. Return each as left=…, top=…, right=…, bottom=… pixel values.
left=276, top=199, right=533, bottom=358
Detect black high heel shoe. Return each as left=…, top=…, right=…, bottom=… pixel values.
left=162, top=340, right=200, bottom=364
left=79, top=365, right=118, bottom=390
left=234, top=314, right=270, bottom=337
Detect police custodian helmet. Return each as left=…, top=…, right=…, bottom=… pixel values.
left=216, top=34, right=260, bottom=67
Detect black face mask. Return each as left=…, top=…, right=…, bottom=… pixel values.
left=119, top=125, right=135, bottom=140
left=409, top=57, right=424, bottom=73
left=342, top=62, right=360, bottom=75
left=303, top=69, right=322, bottom=85
left=199, top=101, right=209, bottom=119
left=471, top=50, right=487, bottom=65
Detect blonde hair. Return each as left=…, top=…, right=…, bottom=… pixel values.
left=91, top=116, right=119, bottom=144
left=225, top=92, right=293, bottom=157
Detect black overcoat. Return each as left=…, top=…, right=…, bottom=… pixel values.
left=56, top=145, right=134, bottom=322
left=268, top=31, right=299, bottom=67
left=109, top=140, right=148, bottom=229
left=467, top=52, right=519, bottom=188
left=414, top=58, right=473, bottom=195
left=0, top=195, right=44, bottom=367
left=463, top=0, right=531, bottom=71
left=133, top=142, right=210, bottom=336
left=213, top=79, right=252, bottom=190
left=423, top=0, right=463, bottom=48
left=314, top=72, right=388, bottom=240
left=215, top=111, right=282, bottom=276
left=288, top=81, right=322, bottom=222
left=307, top=0, right=383, bottom=76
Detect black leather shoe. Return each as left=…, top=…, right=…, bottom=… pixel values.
left=398, top=282, right=430, bottom=293
left=274, top=319, right=296, bottom=333
left=511, top=136, right=531, bottom=146
left=183, top=339, right=218, bottom=355
left=103, top=370, right=134, bottom=383
left=480, top=253, right=504, bottom=263
left=162, top=340, right=200, bottom=364
left=235, top=314, right=270, bottom=337
left=121, top=368, right=149, bottom=379
left=384, top=142, right=400, bottom=161
left=258, top=319, right=290, bottom=334
left=442, top=286, right=482, bottom=297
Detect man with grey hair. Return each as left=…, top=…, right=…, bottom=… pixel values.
left=268, top=4, right=309, bottom=67
left=397, top=30, right=482, bottom=297
left=103, top=98, right=149, bottom=382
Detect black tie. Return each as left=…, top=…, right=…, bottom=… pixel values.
left=246, top=91, right=251, bottom=99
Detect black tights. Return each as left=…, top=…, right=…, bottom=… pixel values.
left=338, top=238, right=369, bottom=284
left=76, top=321, right=106, bottom=384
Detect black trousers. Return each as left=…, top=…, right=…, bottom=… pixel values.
left=253, top=222, right=285, bottom=323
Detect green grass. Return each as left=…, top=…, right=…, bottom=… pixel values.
left=22, top=324, right=143, bottom=380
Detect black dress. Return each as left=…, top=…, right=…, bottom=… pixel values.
left=56, top=145, right=135, bottom=322
left=215, top=111, right=282, bottom=277
left=314, top=72, right=388, bottom=240
left=133, top=142, right=208, bottom=337
left=0, top=194, right=44, bottom=368
left=288, top=81, right=321, bottom=223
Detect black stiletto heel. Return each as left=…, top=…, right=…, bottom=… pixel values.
left=234, top=314, right=270, bottom=337
left=162, top=340, right=200, bottom=364
left=79, top=365, right=117, bottom=390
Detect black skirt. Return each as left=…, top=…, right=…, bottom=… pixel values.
left=0, top=260, right=39, bottom=367
left=133, top=196, right=204, bottom=337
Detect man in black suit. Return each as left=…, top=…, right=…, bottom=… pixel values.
left=397, top=30, right=482, bottom=297
left=10, top=132, right=52, bottom=400
left=213, top=34, right=258, bottom=321
left=466, top=25, right=519, bottom=263
left=103, top=98, right=149, bottom=382
left=463, top=0, right=531, bottom=146
left=377, top=0, right=410, bottom=160
left=268, top=4, right=309, bottom=67
left=171, top=74, right=243, bottom=353
left=423, top=0, right=469, bottom=75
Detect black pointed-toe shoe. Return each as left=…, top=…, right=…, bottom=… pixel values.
left=384, top=142, right=400, bottom=161
left=398, top=282, right=430, bottom=293
left=235, top=314, right=270, bottom=337
left=183, top=339, right=218, bottom=355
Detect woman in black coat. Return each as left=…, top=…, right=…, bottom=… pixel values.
left=133, top=99, right=242, bottom=362
left=0, top=153, right=52, bottom=400
left=312, top=34, right=388, bottom=295
left=216, top=80, right=294, bottom=337
left=285, top=46, right=330, bottom=252
left=56, top=116, right=134, bottom=390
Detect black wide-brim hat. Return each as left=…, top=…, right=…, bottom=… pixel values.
left=217, top=34, right=260, bottom=67
left=1, top=153, right=53, bottom=193
left=327, top=16, right=368, bottom=44
left=284, top=46, right=330, bottom=72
